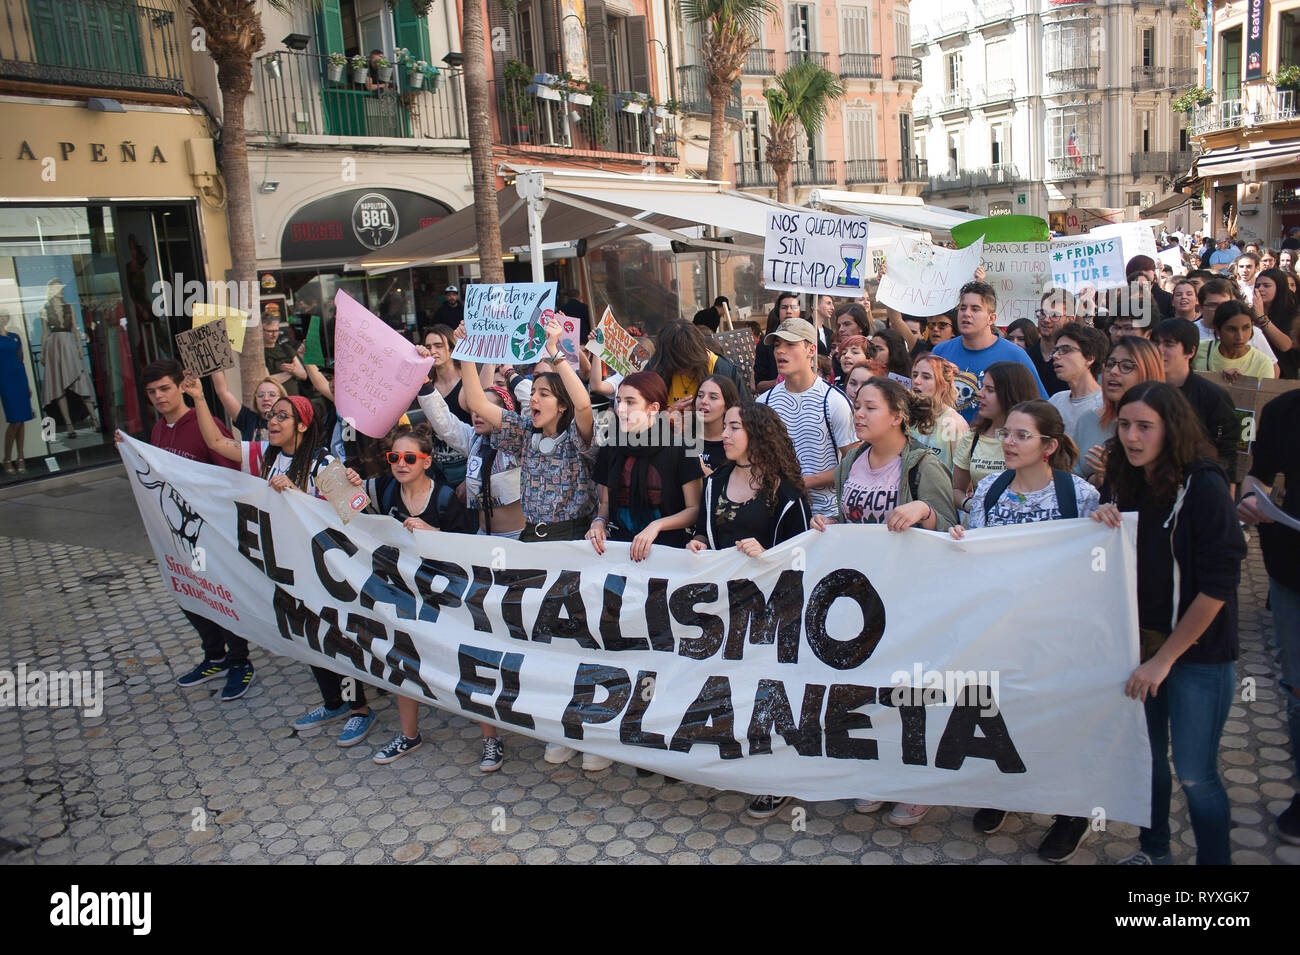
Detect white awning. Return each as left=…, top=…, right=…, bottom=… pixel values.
left=1193, top=139, right=1300, bottom=179
left=807, top=189, right=979, bottom=236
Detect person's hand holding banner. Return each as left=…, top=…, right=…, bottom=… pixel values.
left=333, top=289, right=435, bottom=438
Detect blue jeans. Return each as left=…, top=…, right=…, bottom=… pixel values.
left=1269, top=578, right=1300, bottom=781
left=1140, top=659, right=1234, bottom=865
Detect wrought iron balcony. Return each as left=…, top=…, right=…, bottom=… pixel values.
left=0, top=0, right=185, bottom=96
left=845, top=158, right=887, bottom=183
left=254, top=50, right=466, bottom=141
left=925, top=162, right=1021, bottom=193
left=937, top=89, right=972, bottom=113
left=839, top=53, right=882, bottom=79
left=913, top=96, right=931, bottom=120
left=899, top=157, right=929, bottom=182
left=786, top=50, right=829, bottom=69
left=979, top=79, right=1016, bottom=104
left=735, top=162, right=776, bottom=188
left=744, top=48, right=775, bottom=75
left=1167, top=67, right=1197, bottom=88
left=794, top=159, right=838, bottom=185
left=1046, top=154, right=1102, bottom=179
left=491, top=76, right=677, bottom=157
left=1132, top=65, right=1166, bottom=90
left=1189, top=90, right=1296, bottom=136
left=1046, top=66, right=1099, bottom=94
left=676, top=65, right=741, bottom=122
left=892, top=56, right=923, bottom=82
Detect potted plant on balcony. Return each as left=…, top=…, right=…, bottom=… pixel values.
left=526, top=72, right=565, bottom=101
left=263, top=52, right=282, bottom=81
left=1172, top=85, right=1213, bottom=113
left=616, top=91, right=650, bottom=114
left=372, top=54, right=393, bottom=84
left=1272, top=63, right=1300, bottom=94
left=327, top=51, right=347, bottom=83
left=502, top=60, right=535, bottom=140
left=350, top=54, right=369, bottom=85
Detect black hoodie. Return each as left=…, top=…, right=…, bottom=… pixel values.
left=700, top=464, right=810, bottom=550
left=1127, top=458, right=1246, bottom=662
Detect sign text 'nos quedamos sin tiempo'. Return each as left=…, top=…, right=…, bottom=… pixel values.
left=764, top=210, right=871, bottom=297
left=876, top=237, right=985, bottom=317
left=333, top=290, right=435, bottom=439
left=453, top=282, right=558, bottom=365
left=119, top=436, right=1153, bottom=824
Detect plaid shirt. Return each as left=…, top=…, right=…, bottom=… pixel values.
left=495, top=409, right=596, bottom=523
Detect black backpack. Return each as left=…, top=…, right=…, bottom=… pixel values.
left=982, top=469, right=1078, bottom=520
left=378, top=477, right=459, bottom=529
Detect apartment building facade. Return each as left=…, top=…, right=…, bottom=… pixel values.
left=913, top=0, right=1200, bottom=232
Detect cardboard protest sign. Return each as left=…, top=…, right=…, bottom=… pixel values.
left=714, top=327, right=758, bottom=394
left=764, top=209, right=871, bottom=297
left=877, top=237, right=985, bottom=317
left=952, top=215, right=1049, bottom=248
left=191, top=302, right=250, bottom=353
left=1050, top=235, right=1127, bottom=293
left=176, top=322, right=236, bottom=377
left=314, top=459, right=369, bottom=524
left=302, top=315, right=326, bottom=366
left=452, top=282, right=557, bottom=364
left=978, top=241, right=1052, bottom=324
left=333, top=290, right=435, bottom=438
left=1194, top=372, right=1300, bottom=482
left=1061, top=208, right=1124, bottom=236
left=585, top=306, right=647, bottom=377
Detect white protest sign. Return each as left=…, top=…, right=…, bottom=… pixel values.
left=979, top=241, right=1052, bottom=324
left=764, top=209, right=871, bottom=297
left=453, top=282, right=557, bottom=364
left=1157, top=246, right=1186, bottom=274
left=877, top=237, right=985, bottom=317
left=1050, top=235, right=1127, bottom=293
left=1088, top=222, right=1158, bottom=267
left=121, top=434, right=1152, bottom=824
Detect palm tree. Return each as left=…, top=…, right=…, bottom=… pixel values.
left=462, top=0, right=504, bottom=284
left=681, top=0, right=776, bottom=184
left=763, top=60, right=844, bottom=205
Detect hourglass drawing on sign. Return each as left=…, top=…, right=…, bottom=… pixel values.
left=836, top=244, right=864, bottom=290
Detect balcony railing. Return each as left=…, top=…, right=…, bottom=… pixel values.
left=980, top=0, right=1016, bottom=23
left=933, top=12, right=971, bottom=38
left=253, top=51, right=467, bottom=141
left=925, top=162, right=1022, bottom=193
left=1189, top=90, right=1297, bottom=136
left=744, top=48, right=775, bottom=75
left=899, top=157, right=929, bottom=182
left=735, top=162, right=776, bottom=188
left=1046, top=66, right=1098, bottom=94
left=839, top=53, right=882, bottom=78
left=978, top=79, right=1016, bottom=104
left=794, top=159, right=838, bottom=185
left=1132, top=65, right=1166, bottom=90
left=1046, top=154, right=1102, bottom=179
left=787, top=50, right=829, bottom=69
left=914, top=96, right=931, bottom=120
left=912, top=23, right=931, bottom=46
left=1129, top=150, right=1197, bottom=175
left=892, top=56, right=923, bottom=82
left=938, top=89, right=972, bottom=113
left=845, top=158, right=888, bottom=183
left=676, top=65, right=741, bottom=122
left=0, top=0, right=185, bottom=96
left=492, top=78, right=677, bottom=157
left=1167, top=67, right=1197, bottom=88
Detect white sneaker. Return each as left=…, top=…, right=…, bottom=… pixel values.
left=888, top=803, right=931, bottom=827
left=581, top=752, right=614, bottom=772
left=544, top=743, right=578, bottom=764
left=854, top=799, right=884, bottom=814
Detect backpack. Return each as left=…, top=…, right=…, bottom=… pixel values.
left=758, top=379, right=852, bottom=454
left=379, top=476, right=458, bottom=528
left=982, top=469, right=1078, bottom=520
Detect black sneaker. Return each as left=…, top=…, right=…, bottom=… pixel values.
left=973, top=808, right=1007, bottom=834
left=176, top=657, right=227, bottom=687
left=1038, top=815, right=1089, bottom=863
left=1277, top=793, right=1300, bottom=845
left=373, top=732, right=423, bottom=765
left=746, top=795, right=790, bottom=819
left=220, top=662, right=255, bottom=701
left=479, top=736, right=504, bottom=773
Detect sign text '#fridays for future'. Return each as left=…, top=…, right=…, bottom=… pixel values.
left=763, top=210, right=871, bottom=296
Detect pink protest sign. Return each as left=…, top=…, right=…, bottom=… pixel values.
left=557, top=313, right=581, bottom=369
left=333, top=290, right=434, bottom=438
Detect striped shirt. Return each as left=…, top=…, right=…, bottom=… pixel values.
left=759, top=378, right=856, bottom=517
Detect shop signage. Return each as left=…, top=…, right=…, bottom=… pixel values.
left=1245, top=0, right=1266, bottom=82
left=280, top=188, right=451, bottom=262
left=11, top=140, right=166, bottom=163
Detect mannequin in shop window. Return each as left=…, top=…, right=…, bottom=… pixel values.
left=38, top=278, right=96, bottom=439
left=1, top=310, right=35, bottom=473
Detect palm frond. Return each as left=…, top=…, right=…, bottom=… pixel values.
left=681, top=0, right=778, bottom=34
left=768, top=59, right=845, bottom=138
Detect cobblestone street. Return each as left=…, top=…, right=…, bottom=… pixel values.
left=1, top=478, right=1296, bottom=865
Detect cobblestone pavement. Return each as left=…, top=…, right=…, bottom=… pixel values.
left=1, top=531, right=1295, bottom=866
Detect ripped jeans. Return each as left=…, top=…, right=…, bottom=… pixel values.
left=1139, top=659, right=1234, bottom=865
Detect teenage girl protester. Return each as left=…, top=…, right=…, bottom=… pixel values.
left=909, top=354, right=968, bottom=473
left=952, top=362, right=1041, bottom=518
left=1071, top=336, right=1166, bottom=488
left=694, top=373, right=740, bottom=474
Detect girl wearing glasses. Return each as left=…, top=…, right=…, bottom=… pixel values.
left=952, top=362, right=1042, bottom=517
left=950, top=399, right=1100, bottom=861
left=1091, top=382, right=1245, bottom=865
left=1071, top=336, right=1165, bottom=488
left=909, top=355, right=968, bottom=473
left=183, top=379, right=379, bottom=747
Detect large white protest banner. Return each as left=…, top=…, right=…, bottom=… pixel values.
left=877, top=237, right=984, bottom=317
left=1050, top=235, right=1127, bottom=293
left=978, top=240, right=1052, bottom=324
left=764, top=210, right=871, bottom=297
left=120, top=435, right=1151, bottom=824
left=453, top=282, right=557, bottom=364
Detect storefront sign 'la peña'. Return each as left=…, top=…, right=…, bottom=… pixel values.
left=8, top=140, right=168, bottom=164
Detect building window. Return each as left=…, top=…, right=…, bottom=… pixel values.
left=944, top=52, right=963, bottom=92
left=1220, top=27, right=1242, bottom=95
left=1126, top=191, right=1142, bottom=207
left=899, top=112, right=913, bottom=163
left=1048, top=105, right=1097, bottom=161
left=947, top=131, right=961, bottom=172
left=845, top=107, right=876, bottom=158
left=1138, top=110, right=1151, bottom=153
left=1179, top=126, right=1188, bottom=151
left=743, top=108, right=765, bottom=165
left=790, top=4, right=813, bottom=51
left=991, top=123, right=1010, bottom=166
left=894, top=10, right=910, bottom=56
left=985, top=39, right=1009, bottom=82
left=1141, top=28, right=1154, bottom=68
left=841, top=6, right=871, bottom=53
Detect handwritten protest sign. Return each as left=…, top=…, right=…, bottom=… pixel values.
left=1050, top=235, right=1127, bottom=293
left=333, top=290, right=434, bottom=438
left=877, top=237, right=984, bottom=317
left=452, top=282, right=557, bottom=364
left=977, top=240, right=1052, bottom=324
left=764, top=210, right=871, bottom=297
left=585, top=307, right=647, bottom=377
left=557, top=314, right=581, bottom=369
left=314, top=460, right=369, bottom=524
left=191, top=302, right=250, bottom=353
left=176, top=322, right=236, bottom=377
